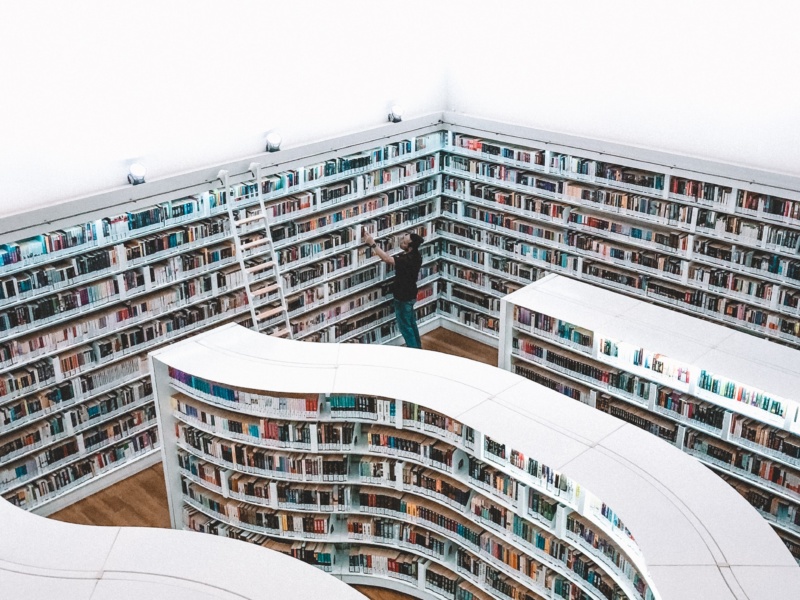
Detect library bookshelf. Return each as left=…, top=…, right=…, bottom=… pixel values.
left=0, top=116, right=447, bottom=515
left=149, top=323, right=799, bottom=600
left=4, top=111, right=800, bottom=517
left=498, top=273, right=800, bottom=565
left=436, top=115, right=800, bottom=349
left=0, top=487, right=365, bottom=600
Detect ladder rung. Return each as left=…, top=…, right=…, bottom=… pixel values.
left=240, top=238, right=270, bottom=250
left=256, top=306, right=283, bottom=320
left=236, top=214, right=265, bottom=226
left=251, top=283, right=279, bottom=297
left=246, top=261, right=275, bottom=274
left=270, top=327, right=290, bottom=338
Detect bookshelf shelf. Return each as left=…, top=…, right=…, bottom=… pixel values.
left=151, top=324, right=799, bottom=600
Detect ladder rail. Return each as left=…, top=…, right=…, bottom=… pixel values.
left=220, top=170, right=262, bottom=332
left=250, top=164, right=293, bottom=338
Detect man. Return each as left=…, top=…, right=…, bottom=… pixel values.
left=361, top=227, right=424, bottom=349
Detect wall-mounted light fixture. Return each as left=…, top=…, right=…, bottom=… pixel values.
left=266, top=132, right=282, bottom=152
left=388, top=105, right=404, bottom=123
left=127, top=163, right=146, bottom=185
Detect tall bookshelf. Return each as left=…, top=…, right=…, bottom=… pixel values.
left=0, top=117, right=447, bottom=514
left=498, top=273, right=800, bottom=564
left=150, top=323, right=799, bottom=600
left=435, top=120, right=800, bottom=349
left=4, top=111, right=800, bottom=515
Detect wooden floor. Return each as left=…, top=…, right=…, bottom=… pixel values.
left=48, top=328, right=495, bottom=598
left=420, top=327, right=496, bottom=366
left=352, top=587, right=418, bottom=600
left=49, top=462, right=172, bottom=528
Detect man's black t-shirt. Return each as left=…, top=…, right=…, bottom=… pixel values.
left=392, top=250, right=422, bottom=302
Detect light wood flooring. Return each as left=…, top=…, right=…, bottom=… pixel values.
left=352, top=587, right=420, bottom=600
left=48, top=328, right=496, bottom=599
left=49, top=462, right=172, bottom=528
left=420, top=327, right=497, bottom=366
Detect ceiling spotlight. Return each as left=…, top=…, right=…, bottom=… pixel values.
left=266, top=132, right=282, bottom=153
left=127, top=163, right=146, bottom=185
left=388, top=105, right=404, bottom=123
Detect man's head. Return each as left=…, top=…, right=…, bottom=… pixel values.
left=399, top=232, right=424, bottom=252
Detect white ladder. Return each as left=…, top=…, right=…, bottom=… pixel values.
left=219, top=166, right=292, bottom=338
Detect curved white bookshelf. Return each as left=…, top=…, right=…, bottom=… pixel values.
left=0, top=491, right=365, bottom=600
left=497, top=273, right=800, bottom=561
left=149, top=324, right=800, bottom=600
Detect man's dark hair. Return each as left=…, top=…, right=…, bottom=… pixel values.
left=409, top=233, right=424, bottom=251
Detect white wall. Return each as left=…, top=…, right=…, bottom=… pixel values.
left=446, top=0, right=800, bottom=178
left=1, top=1, right=798, bottom=218
left=0, top=0, right=448, bottom=215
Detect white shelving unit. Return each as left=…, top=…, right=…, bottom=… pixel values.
left=0, top=118, right=446, bottom=514
left=4, top=111, right=800, bottom=526
left=150, top=323, right=799, bottom=600
left=498, top=273, right=800, bottom=565
left=434, top=115, right=800, bottom=350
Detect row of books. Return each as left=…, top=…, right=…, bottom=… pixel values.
left=0, top=279, right=119, bottom=334
left=123, top=219, right=228, bottom=263
left=656, top=388, right=726, bottom=429
left=0, top=221, right=107, bottom=266
left=444, top=168, right=800, bottom=288
left=452, top=134, right=544, bottom=167
left=0, top=198, right=206, bottom=270
left=443, top=211, right=800, bottom=340
left=695, top=240, right=800, bottom=281
left=697, top=370, right=784, bottom=416
left=170, top=371, right=653, bottom=599
left=172, top=370, right=320, bottom=417
left=0, top=248, right=118, bottom=305
left=451, top=170, right=694, bottom=240
left=738, top=190, right=800, bottom=222
left=597, top=396, right=678, bottom=443
left=468, top=457, right=519, bottom=501
left=670, top=177, right=732, bottom=204
left=3, top=428, right=158, bottom=510
left=449, top=136, right=738, bottom=218
left=686, top=431, right=800, bottom=497
left=442, top=210, right=800, bottom=306
left=0, top=282, right=248, bottom=368
left=445, top=154, right=561, bottom=194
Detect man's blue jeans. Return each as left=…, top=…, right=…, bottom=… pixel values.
left=394, top=299, right=421, bottom=349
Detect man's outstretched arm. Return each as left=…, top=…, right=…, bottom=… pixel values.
left=361, top=227, right=395, bottom=266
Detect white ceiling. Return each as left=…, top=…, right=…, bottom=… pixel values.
left=1, top=0, right=798, bottom=217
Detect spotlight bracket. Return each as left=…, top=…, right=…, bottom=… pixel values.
left=127, top=163, right=146, bottom=185
left=265, top=132, right=282, bottom=153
